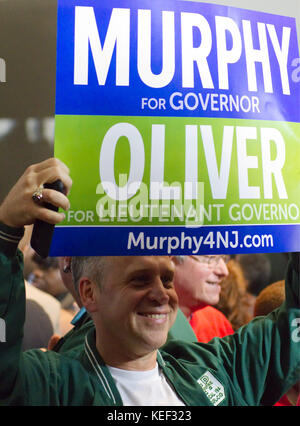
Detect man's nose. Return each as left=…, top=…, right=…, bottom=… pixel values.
left=214, top=259, right=229, bottom=278
left=148, top=279, right=170, bottom=304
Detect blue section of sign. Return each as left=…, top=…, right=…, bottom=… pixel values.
left=56, top=0, right=300, bottom=122
left=50, top=224, right=300, bottom=256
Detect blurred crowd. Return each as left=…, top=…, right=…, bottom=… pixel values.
left=19, top=225, right=78, bottom=351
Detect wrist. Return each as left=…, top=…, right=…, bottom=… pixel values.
left=0, top=207, right=12, bottom=228
left=0, top=221, right=24, bottom=257
left=0, top=206, right=21, bottom=229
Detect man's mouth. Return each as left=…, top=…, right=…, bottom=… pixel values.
left=138, top=313, right=168, bottom=319
left=206, top=281, right=220, bottom=286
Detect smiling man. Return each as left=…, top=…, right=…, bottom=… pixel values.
left=70, top=255, right=185, bottom=405
left=74, top=256, right=178, bottom=369
left=174, top=255, right=229, bottom=317
left=173, top=255, right=234, bottom=342
left=0, top=159, right=299, bottom=406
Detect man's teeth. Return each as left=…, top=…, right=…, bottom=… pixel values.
left=141, top=313, right=166, bottom=319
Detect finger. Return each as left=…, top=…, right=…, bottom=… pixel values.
left=31, top=157, right=70, bottom=175
left=42, top=188, right=70, bottom=211
left=36, top=168, right=73, bottom=195
left=36, top=207, right=66, bottom=225
left=23, top=161, right=72, bottom=197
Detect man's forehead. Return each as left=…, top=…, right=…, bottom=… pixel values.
left=106, top=256, right=174, bottom=272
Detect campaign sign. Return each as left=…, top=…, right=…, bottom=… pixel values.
left=51, top=0, right=300, bottom=255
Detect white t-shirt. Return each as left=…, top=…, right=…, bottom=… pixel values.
left=107, top=363, right=185, bottom=406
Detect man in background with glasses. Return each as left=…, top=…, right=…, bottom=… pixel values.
left=173, top=255, right=234, bottom=342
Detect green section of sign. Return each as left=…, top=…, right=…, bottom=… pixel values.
left=54, top=115, right=300, bottom=227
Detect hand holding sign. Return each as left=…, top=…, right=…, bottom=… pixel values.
left=0, top=158, right=72, bottom=229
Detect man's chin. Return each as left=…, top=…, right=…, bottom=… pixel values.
left=140, top=331, right=169, bottom=352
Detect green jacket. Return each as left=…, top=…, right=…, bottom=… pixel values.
left=0, top=222, right=299, bottom=406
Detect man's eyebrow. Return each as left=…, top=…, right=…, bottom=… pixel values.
left=163, top=269, right=174, bottom=276
left=161, top=269, right=175, bottom=280
left=127, top=268, right=153, bottom=279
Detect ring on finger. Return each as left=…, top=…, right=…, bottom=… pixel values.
left=32, top=186, right=44, bottom=205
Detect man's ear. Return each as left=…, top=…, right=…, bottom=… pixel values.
left=62, top=256, right=71, bottom=274
left=79, top=278, right=99, bottom=313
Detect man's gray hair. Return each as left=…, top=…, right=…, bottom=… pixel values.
left=174, top=255, right=187, bottom=264
left=71, top=256, right=107, bottom=294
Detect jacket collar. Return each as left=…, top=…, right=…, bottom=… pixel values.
left=81, top=328, right=170, bottom=406
left=81, top=328, right=121, bottom=405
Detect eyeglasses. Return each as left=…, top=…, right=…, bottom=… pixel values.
left=190, top=255, right=230, bottom=266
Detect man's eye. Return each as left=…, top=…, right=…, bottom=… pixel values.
left=161, top=275, right=174, bottom=287
left=131, top=276, right=150, bottom=286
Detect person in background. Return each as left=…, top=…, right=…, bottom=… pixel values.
left=173, top=255, right=234, bottom=343
left=216, top=259, right=252, bottom=331
left=27, top=240, right=80, bottom=335
left=254, top=280, right=285, bottom=317
left=25, top=278, right=61, bottom=335
left=47, top=256, right=94, bottom=353
left=235, top=253, right=272, bottom=316
left=27, top=253, right=76, bottom=312
left=18, top=227, right=63, bottom=336
left=18, top=225, right=76, bottom=336
left=24, top=252, right=75, bottom=336
left=19, top=226, right=75, bottom=314
left=22, top=299, right=54, bottom=351
left=265, top=253, right=289, bottom=287
left=254, top=280, right=300, bottom=406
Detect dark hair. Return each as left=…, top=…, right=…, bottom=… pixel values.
left=236, top=254, right=271, bottom=296
left=254, top=280, right=285, bottom=317
left=32, top=253, right=59, bottom=270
